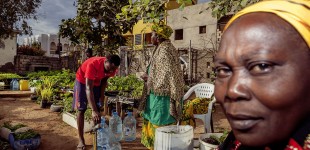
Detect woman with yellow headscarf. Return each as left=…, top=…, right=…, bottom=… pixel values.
left=138, top=23, right=184, bottom=149
left=214, top=0, right=310, bottom=149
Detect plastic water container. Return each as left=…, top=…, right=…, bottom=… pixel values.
left=10, top=79, right=15, bottom=90
left=12, top=79, right=19, bottom=91
left=154, top=125, right=194, bottom=150
left=122, top=112, right=136, bottom=141
left=109, top=111, right=123, bottom=141
left=0, top=82, right=4, bottom=90
left=19, top=80, right=29, bottom=91
left=97, top=117, right=110, bottom=150
left=109, top=141, right=122, bottom=150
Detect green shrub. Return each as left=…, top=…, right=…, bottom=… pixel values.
left=3, top=122, right=26, bottom=132
left=17, top=45, right=45, bottom=56
left=0, top=73, right=21, bottom=80
left=14, top=130, right=39, bottom=140
left=106, top=74, right=144, bottom=98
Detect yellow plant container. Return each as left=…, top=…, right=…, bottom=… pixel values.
left=19, top=80, right=29, bottom=91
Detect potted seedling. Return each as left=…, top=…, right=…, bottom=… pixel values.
left=2, top=122, right=41, bottom=150
left=40, top=88, right=53, bottom=108
left=199, top=131, right=229, bottom=150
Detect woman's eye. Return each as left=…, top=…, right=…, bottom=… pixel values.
left=249, top=63, right=273, bottom=74
left=215, top=67, right=231, bottom=78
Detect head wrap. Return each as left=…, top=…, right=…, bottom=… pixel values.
left=151, top=23, right=173, bottom=40
left=224, top=0, right=310, bottom=48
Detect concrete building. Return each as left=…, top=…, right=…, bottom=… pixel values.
left=23, top=34, right=76, bottom=57
left=167, top=2, right=217, bottom=50
left=167, top=2, right=217, bottom=83
left=0, top=36, right=17, bottom=72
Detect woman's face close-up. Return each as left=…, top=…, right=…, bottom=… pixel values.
left=214, top=13, right=310, bottom=147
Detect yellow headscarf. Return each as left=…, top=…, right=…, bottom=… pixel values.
left=151, top=24, right=173, bottom=40
left=225, top=0, right=310, bottom=48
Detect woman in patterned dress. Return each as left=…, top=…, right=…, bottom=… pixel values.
left=139, top=23, right=185, bottom=149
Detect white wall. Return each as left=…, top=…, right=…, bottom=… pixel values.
left=167, top=2, right=217, bottom=50
left=0, top=36, right=17, bottom=66
left=23, top=34, right=74, bottom=57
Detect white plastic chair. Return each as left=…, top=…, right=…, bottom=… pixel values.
left=182, top=83, right=216, bottom=133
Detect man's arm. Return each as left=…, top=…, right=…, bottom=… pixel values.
left=85, top=78, right=100, bottom=123
left=100, top=77, right=109, bottom=115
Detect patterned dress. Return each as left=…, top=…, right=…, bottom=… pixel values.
left=140, top=40, right=184, bottom=149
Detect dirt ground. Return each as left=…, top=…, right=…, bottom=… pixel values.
left=0, top=91, right=230, bottom=150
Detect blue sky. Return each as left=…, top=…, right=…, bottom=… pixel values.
left=17, top=0, right=76, bottom=43
left=18, top=0, right=210, bottom=44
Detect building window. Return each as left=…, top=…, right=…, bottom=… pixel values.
left=199, top=26, right=206, bottom=34
left=207, top=62, right=211, bottom=68
left=175, top=29, right=183, bottom=40
left=135, top=34, right=142, bottom=45
left=144, top=33, right=152, bottom=45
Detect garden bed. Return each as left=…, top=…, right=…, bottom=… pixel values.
left=62, top=112, right=94, bottom=133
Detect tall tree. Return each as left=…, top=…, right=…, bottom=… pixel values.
left=209, top=0, right=260, bottom=19
left=117, top=0, right=193, bottom=29
left=59, top=0, right=130, bottom=55
left=0, top=0, right=42, bottom=39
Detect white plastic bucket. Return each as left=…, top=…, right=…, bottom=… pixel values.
left=199, top=133, right=223, bottom=150
left=154, top=125, right=193, bottom=150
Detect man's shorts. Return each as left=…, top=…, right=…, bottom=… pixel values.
left=72, top=80, right=101, bottom=111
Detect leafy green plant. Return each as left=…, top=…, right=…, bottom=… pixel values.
left=208, top=130, right=229, bottom=145
left=14, top=130, right=39, bottom=140
left=209, top=0, right=260, bottom=20
left=3, top=122, right=26, bottom=132
left=63, top=92, right=73, bottom=113
left=2, top=122, right=39, bottom=141
left=106, top=75, right=144, bottom=98
left=17, top=45, right=45, bottom=56
left=27, top=70, right=61, bottom=80
left=35, top=80, right=43, bottom=96
left=41, top=76, right=57, bottom=89
left=40, top=88, right=53, bottom=101
left=0, top=73, right=21, bottom=80
left=0, top=139, right=10, bottom=150
left=0, top=73, right=22, bottom=85
left=84, top=109, right=92, bottom=122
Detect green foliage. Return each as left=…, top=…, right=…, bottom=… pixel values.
left=27, top=70, right=61, bottom=80
left=116, top=0, right=166, bottom=26
left=14, top=130, right=39, bottom=140
left=41, top=77, right=57, bottom=89
left=17, top=44, right=46, bottom=56
left=3, top=122, right=26, bottom=132
left=0, top=0, right=42, bottom=40
left=59, top=0, right=130, bottom=55
left=106, top=74, right=144, bottom=98
left=209, top=0, right=261, bottom=19
left=84, top=109, right=92, bottom=122
left=32, top=69, right=75, bottom=103
left=117, top=0, right=193, bottom=28
left=0, top=73, right=21, bottom=81
left=27, top=69, right=75, bottom=88
left=0, top=139, right=10, bottom=150
left=40, top=88, right=53, bottom=101
left=63, top=92, right=73, bottom=113
left=219, top=130, right=229, bottom=143
left=209, top=130, right=229, bottom=144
